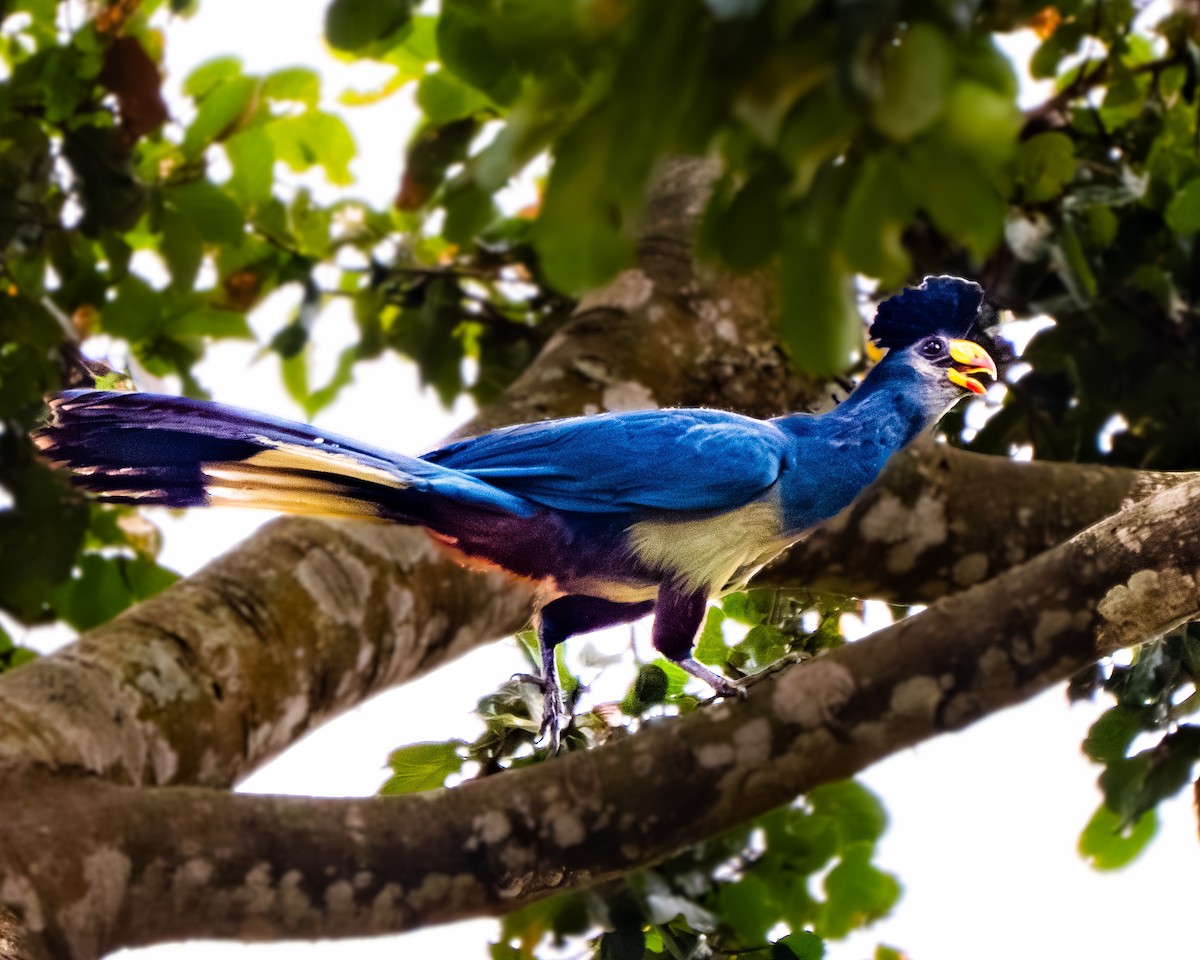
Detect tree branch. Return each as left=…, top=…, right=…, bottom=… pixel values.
left=5, top=476, right=1199, bottom=955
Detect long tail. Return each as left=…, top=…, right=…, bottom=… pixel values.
left=33, top=390, right=536, bottom=523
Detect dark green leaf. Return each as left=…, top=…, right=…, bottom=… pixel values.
left=1015, top=132, right=1076, bottom=204
left=102, top=276, right=161, bottom=342
left=1165, top=177, right=1200, bottom=234
left=598, top=927, right=645, bottom=960
left=777, top=931, right=825, bottom=960
left=1083, top=706, right=1147, bottom=763
left=325, top=0, right=413, bottom=51
left=165, top=181, right=245, bottom=245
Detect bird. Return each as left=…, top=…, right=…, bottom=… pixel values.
left=33, top=275, right=996, bottom=751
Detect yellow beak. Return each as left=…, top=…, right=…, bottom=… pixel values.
left=946, top=339, right=998, bottom=396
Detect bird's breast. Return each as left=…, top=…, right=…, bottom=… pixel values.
left=625, top=497, right=791, bottom=597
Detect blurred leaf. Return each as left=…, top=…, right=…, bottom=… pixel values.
left=269, top=112, right=357, bottom=185
left=818, top=843, right=901, bottom=939
left=597, top=927, right=644, bottom=960
left=777, top=931, right=825, bottom=960
left=838, top=153, right=911, bottom=284
left=695, top=607, right=730, bottom=667
left=165, top=181, right=245, bottom=245
left=380, top=739, right=465, bottom=794
left=183, top=74, right=255, bottom=158
left=717, top=874, right=776, bottom=944
left=1083, top=706, right=1147, bottom=763
left=225, top=126, right=275, bottom=204
left=263, top=67, right=320, bottom=106
left=417, top=69, right=493, bottom=124
left=326, top=0, right=414, bottom=51
left=779, top=208, right=859, bottom=376
left=1016, top=132, right=1076, bottom=204
left=52, top=553, right=180, bottom=631
left=871, top=23, right=951, bottom=142
left=1165, top=176, right=1200, bottom=233
left=809, top=780, right=888, bottom=847
left=1079, top=804, right=1158, bottom=870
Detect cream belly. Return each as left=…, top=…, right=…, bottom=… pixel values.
left=626, top=498, right=793, bottom=597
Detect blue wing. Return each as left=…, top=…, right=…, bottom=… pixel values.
left=423, top=408, right=790, bottom=514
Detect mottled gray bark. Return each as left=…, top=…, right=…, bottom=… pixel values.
left=761, top=440, right=1192, bottom=601
left=3, top=477, right=1197, bottom=955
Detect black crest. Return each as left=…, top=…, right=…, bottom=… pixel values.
left=870, top=275, right=984, bottom=350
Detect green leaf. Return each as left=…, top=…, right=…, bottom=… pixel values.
left=809, top=780, right=888, bottom=847
left=1015, top=132, right=1076, bottom=204
left=325, top=0, right=414, bottom=52
left=716, top=169, right=784, bottom=271
left=1165, top=177, right=1200, bottom=234
left=1083, top=706, right=1147, bottom=763
left=717, top=874, right=776, bottom=944
left=838, top=153, right=911, bottom=285
left=777, top=931, right=825, bottom=960
left=380, top=740, right=465, bottom=794
left=165, top=181, right=245, bottom=245
left=871, top=23, right=951, bottom=142
left=183, top=74, right=256, bottom=159
left=52, top=554, right=179, bottom=631
left=183, top=56, right=242, bottom=99
left=722, top=590, right=773, bottom=626
left=443, top=181, right=497, bottom=245
left=262, top=67, right=320, bottom=106
left=1078, top=804, right=1157, bottom=870
left=779, top=210, right=860, bottom=376
left=695, top=607, right=730, bottom=667
left=818, top=842, right=901, bottom=939
left=416, top=69, right=493, bottom=125
left=169, top=306, right=253, bottom=340
left=268, top=112, right=357, bottom=185
left=534, top=122, right=635, bottom=292
left=102, top=276, right=162, bottom=342
left=160, top=207, right=203, bottom=291
left=225, top=126, right=275, bottom=204
left=598, top=927, right=645, bottom=960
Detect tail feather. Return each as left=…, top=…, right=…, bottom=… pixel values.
left=34, top=390, right=536, bottom=521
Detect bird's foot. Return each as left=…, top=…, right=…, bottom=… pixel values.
left=676, top=657, right=748, bottom=701
left=513, top=672, right=569, bottom=755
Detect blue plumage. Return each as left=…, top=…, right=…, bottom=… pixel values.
left=34, top=275, right=995, bottom=750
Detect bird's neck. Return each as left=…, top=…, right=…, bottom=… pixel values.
left=770, top=356, right=951, bottom=531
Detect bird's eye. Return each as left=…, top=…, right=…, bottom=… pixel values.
left=920, top=339, right=945, bottom=359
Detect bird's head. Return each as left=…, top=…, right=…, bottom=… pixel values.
left=870, top=275, right=997, bottom=403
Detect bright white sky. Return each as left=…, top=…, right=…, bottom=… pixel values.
left=33, top=2, right=1194, bottom=958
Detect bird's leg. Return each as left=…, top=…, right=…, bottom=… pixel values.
left=652, top=585, right=742, bottom=700
left=533, top=595, right=654, bottom=753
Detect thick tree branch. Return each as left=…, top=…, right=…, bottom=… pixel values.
left=761, top=439, right=1190, bottom=601
left=5, top=476, right=1199, bottom=955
